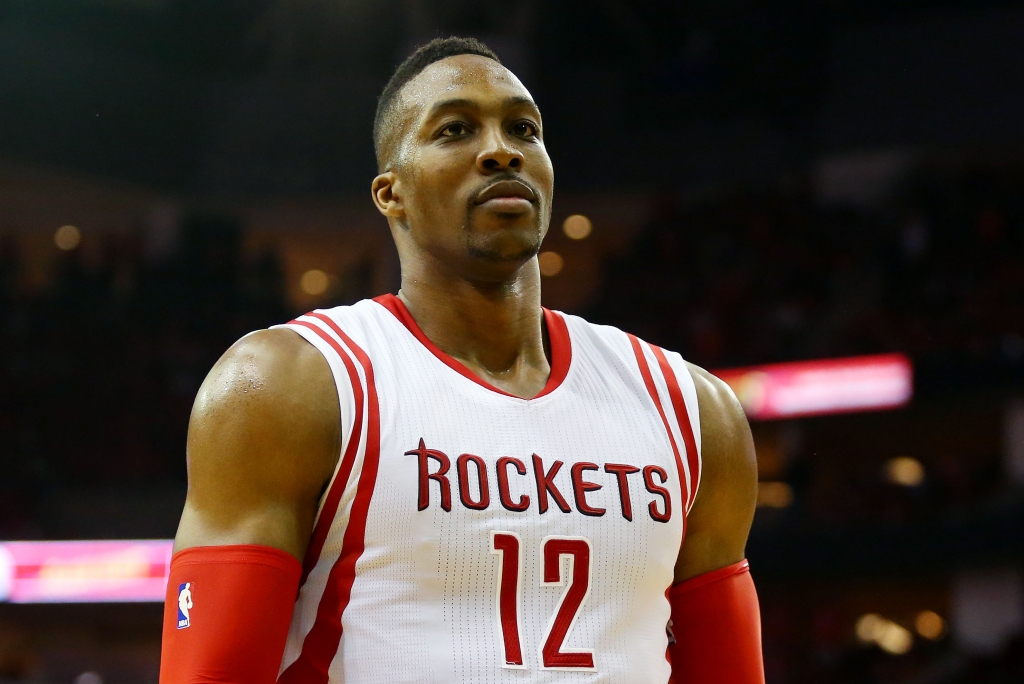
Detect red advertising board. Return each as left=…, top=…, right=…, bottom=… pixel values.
left=713, top=353, right=913, bottom=420
left=0, top=540, right=172, bottom=603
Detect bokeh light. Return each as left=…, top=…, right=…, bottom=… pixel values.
left=855, top=613, right=885, bottom=643
left=300, top=269, right=330, bottom=296
left=54, top=224, right=81, bottom=251
left=885, top=456, right=925, bottom=487
left=915, top=610, right=946, bottom=640
left=74, top=673, right=103, bottom=684
left=856, top=613, right=913, bottom=655
left=756, top=482, right=793, bottom=508
left=562, top=214, right=593, bottom=240
left=538, top=251, right=564, bottom=276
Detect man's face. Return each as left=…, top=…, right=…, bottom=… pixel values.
left=376, top=55, right=554, bottom=283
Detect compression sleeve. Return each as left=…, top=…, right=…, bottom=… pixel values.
left=668, top=559, right=765, bottom=684
left=159, top=545, right=301, bottom=684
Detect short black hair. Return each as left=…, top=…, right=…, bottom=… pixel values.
left=373, top=36, right=501, bottom=171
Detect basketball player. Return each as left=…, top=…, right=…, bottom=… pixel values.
left=160, top=37, right=763, bottom=684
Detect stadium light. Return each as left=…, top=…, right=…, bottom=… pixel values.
left=713, top=353, right=913, bottom=420
left=0, top=540, right=172, bottom=603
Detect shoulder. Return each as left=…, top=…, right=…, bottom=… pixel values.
left=686, top=363, right=750, bottom=451
left=193, top=328, right=336, bottom=422
left=684, top=362, right=756, bottom=503
left=176, top=328, right=341, bottom=555
left=188, top=328, right=340, bottom=487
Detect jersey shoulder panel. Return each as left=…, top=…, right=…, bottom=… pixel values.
left=557, top=312, right=649, bottom=365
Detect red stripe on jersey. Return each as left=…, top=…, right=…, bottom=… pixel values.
left=627, top=334, right=691, bottom=516
left=373, top=293, right=572, bottom=399
left=650, top=345, right=701, bottom=513
left=540, top=307, right=572, bottom=394
left=288, top=319, right=365, bottom=586
left=279, top=314, right=383, bottom=683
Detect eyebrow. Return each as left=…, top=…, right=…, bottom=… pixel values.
left=425, top=95, right=539, bottom=119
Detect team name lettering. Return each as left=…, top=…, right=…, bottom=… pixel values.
left=404, top=439, right=672, bottom=522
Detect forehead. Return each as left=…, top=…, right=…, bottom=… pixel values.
left=400, top=54, right=536, bottom=116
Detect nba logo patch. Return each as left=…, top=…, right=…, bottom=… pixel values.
left=177, top=582, right=193, bottom=629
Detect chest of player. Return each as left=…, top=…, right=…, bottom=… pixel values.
left=368, top=342, right=686, bottom=535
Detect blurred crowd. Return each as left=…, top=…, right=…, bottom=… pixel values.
left=766, top=619, right=1024, bottom=684
left=0, top=217, right=288, bottom=538
left=589, top=161, right=1024, bottom=531
left=592, top=162, right=1024, bottom=375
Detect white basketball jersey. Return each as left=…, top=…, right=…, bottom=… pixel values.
left=271, top=294, right=701, bottom=684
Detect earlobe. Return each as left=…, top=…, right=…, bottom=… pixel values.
left=371, top=172, right=404, bottom=219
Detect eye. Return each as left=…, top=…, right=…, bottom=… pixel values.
left=511, top=120, right=539, bottom=139
left=439, top=121, right=471, bottom=138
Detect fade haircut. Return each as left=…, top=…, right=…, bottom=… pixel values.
left=373, top=36, right=501, bottom=171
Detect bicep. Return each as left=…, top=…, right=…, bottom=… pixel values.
left=174, top=329, right=341, bottom=561
left=674, top=364, right=758, bottom=583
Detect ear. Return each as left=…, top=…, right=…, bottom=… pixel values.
left=371, top=172, right=404, bottom=219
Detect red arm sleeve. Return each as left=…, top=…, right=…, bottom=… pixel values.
left=159, top=545, right=302, bottom=684
left=668, top=559, right=765, bottom=684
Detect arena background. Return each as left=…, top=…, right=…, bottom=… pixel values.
left=2, top=1, right=1024, bottom=682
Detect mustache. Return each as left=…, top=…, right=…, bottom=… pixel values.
left=469, top=174, right=541, bottom=206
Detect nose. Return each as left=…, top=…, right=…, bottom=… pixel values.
left=476, top=126, right=524, bottom=174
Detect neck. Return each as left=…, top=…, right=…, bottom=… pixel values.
left=396, top=256, right=551, bottom=399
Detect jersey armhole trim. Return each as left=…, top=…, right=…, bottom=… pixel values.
left=283, top=317, right=367, bottom=586
left=650, top=345, right=702, bottom=515
left=627, top=334, right=692, bottom=522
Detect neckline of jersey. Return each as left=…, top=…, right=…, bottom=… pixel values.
left=372, top=293, right=572, bottom=400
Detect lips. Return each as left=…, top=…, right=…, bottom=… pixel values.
left=474, top=179, right=537, bottom=205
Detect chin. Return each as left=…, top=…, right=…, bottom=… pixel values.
left=465, top=228, right=542, bottom=265
left=468, top=211, right=544, bottom=251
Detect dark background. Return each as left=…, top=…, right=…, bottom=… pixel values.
left=1, top=1, right=1024, bottom=682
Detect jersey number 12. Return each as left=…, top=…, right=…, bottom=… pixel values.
left=490, top=531, right=595, bottom=671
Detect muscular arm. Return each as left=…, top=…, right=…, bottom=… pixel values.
left=675, top=363, right=758, bottom=581
left=668, top=364, right=763, bottom=683
left=175, top=328, right=341, bottom=559
left=160, top=329, right=340, bottom=684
